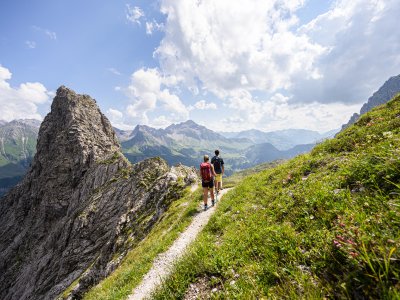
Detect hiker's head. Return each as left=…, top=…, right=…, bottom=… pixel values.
left=203, top=155, right=209, bottom=162
left=215, top=149, right=220, bottom=156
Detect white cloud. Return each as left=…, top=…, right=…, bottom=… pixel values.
left=32, top=26, right=57, bottom=40
left=149, top=0, right=400, bottom=131
left=107, top=67, right=122, bottom=75
left=191, top=100, right=217, bottom=110
left=107, top=108, right=123, bottom=121
left=45, top=30, right=57, bottom=40
left=125, top=68, right=189, bottom=126
left=210, top=98, right=361, bottom=133
left=146, top=20, right=164, bottom=35
left=25, top=40, right=36, bottom=49
left=291, top=0, right=400, bottom=104
left=156, top=0, right=325, bottom=98
left=126, top=5, right=145, bottom=25
left=0, top=65, right=51, bottom=122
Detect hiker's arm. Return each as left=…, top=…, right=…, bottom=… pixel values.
left=222, top=165, right=224, bottom=175
left=211, top=165, right=217, bottom=177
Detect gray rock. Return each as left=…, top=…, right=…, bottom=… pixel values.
left=0, top=86, right=198, bottom=300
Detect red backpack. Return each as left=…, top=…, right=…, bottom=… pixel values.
left=200, top=162, right=212, bottom=182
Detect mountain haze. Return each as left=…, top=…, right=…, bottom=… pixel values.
left=221, top=128, right=336, bottom=150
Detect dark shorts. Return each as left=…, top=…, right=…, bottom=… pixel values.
left=202, top=180, right=214, bottom=188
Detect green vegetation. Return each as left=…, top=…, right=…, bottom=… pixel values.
left=83, top=186, right=203, bottom=300
left=224, top=160, right=284, bottom=188
left=151, top=95, right=400, bottom=299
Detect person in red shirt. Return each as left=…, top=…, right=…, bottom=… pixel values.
left=200, top=155, right=216, bottom=210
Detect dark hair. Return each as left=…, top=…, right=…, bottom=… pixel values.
left=215, top=149, right=220, bottom=156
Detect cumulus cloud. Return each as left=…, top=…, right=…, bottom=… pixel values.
left=211, top=97, right=361, bottom=132
left=156, top=0, right=325, bottom=98
left=291, top=0, right=400, bottom=104
left=0, top=65, right=51, bottom=121
left=119, top=1, right=399, bottom=131
left=126, top=5, right=145, bottom=25
left=125, top=68, right=188, bottom=126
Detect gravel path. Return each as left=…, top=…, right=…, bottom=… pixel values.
left=127, top=188, right=231, bottom=300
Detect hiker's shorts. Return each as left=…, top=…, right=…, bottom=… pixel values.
left=202, top=180, right=214, bottom=188
left=215, top=173, right=222, bottom=183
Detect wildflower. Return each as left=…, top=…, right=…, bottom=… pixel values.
left=349, top=251, right=359, bottom=258
left=346, top=239, right=356, bottom=246
left=333, top=240, right=342, bottom=248
left=336, top=235, right=345, bottom=242
left=383, top=131, right=393, bottom=138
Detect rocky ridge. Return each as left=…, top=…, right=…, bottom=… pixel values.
left=342, top=74, right=400, bottom=129
left=0, top=86, right=197, bottom=300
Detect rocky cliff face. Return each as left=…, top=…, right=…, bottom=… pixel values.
left=342, top=74, right=400, bottom=129
left=0, top=86, right=198, bottom=300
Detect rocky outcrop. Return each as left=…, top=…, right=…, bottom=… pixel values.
left=0, top=86, right=198, bottom=300
left=342, top=74, right=400, bottom=130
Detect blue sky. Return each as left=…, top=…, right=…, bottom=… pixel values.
left=1, top=0, right=399, bottom=132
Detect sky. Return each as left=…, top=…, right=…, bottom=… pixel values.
left=0, top=0, right=400, bottom=133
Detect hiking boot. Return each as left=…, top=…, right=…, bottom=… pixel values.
left=211, top=199, right=215, bottom=206
left=204, top=204, right=208, bottom=211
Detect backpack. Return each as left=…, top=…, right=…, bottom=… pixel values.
left=212, top=156, right=222, bottom=174
left=200, top=162, right=212, bottom=182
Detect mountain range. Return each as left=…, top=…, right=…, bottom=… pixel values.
left=118, top=121, right=319, bottom=176
left=0, top=120, right=320, bottom=197
left=2, top=73, right=399, bottom=197
left=221, top=128, right=337, bottom=150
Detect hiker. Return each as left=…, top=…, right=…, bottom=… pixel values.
left=200, top=154, right=217, bottom=210
left=211, top=149, right=224, bottom=193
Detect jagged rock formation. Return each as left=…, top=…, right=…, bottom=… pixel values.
left=0, top=86, right=198, bottom=300
left=342, top=74, right=400, bottom=130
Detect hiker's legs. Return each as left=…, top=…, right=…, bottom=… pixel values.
left=215, top=174, right=222, bottom=192
left=203, top=187, right=208, bottom=205
left=209, top=181, right=215, bottom=200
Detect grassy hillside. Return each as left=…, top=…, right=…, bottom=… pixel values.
left=224, top=160, right=284, bottom=188
left=151, top=95, right=400, bottom=299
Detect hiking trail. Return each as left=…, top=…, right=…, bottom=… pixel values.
left=128, top=188, right=231, bottom=300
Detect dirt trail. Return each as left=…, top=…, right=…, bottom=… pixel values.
left=128, top=188, right=231, bottom=300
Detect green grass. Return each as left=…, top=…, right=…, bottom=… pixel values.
left=224, top=160, right=284, bottom=188
left=150, top=95, right=400, bottom=299
left=82, top=186, right=204, bottom=300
